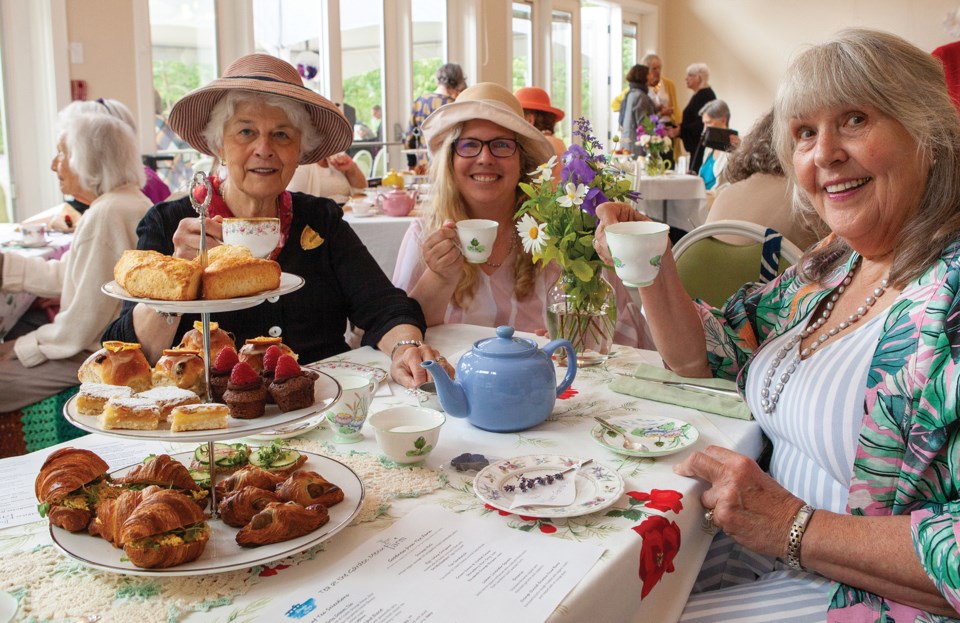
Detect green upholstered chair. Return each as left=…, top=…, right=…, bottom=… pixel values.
left=673, top=220, right=802, bottom=309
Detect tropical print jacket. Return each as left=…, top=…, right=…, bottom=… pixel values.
left=695, top=241, right=960, bottom=621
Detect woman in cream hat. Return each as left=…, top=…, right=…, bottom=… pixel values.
left=392, top=83, right=651, bottom=349
left=103, top=53, right=442, bottom=388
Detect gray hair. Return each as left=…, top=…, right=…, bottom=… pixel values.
left=699, top=99, right=730, bottom=124
left=642, top=53, right=661, bottom=66
left=773, top=28, right=960, bottom=286
left=63, top=98, right=137, bottom=130
left=58, top=108, right=145, bottom=196
left=202, top=91, right=322, bottom=160
left=686, top=63, right=710, bottom=84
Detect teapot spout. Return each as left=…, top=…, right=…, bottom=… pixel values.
left=420, top=361, right=468, bottom=418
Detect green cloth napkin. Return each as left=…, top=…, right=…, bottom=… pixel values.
left=609, top=363, right=753, bottom=420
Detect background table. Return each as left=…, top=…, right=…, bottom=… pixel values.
left=0, top=324, right=762, bottom=622
left=0, top=223, right=72, bottom=340
left=632, top=170, right=708, bottom=232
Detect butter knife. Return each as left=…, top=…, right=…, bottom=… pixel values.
left=616, top=373, right=741, bottom=398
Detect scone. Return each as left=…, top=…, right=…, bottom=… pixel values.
left=114, top=249, right=202, bottom=301
left=136, top=386, right=201, bottom=420
left=170, top=403, right=229, bottom=432
left=238, top=337, right=297, bottom=373
left=153, top=349, right=206, bottom=396
left=78, top=341, right=153, bottom=392
left=99, top=396, right=162, bottom=430
left=77, top=382, right=134, bottom=415
left=201, top=244, right=281, bottom=300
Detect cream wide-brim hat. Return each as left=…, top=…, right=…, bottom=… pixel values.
left=420, top=82, right=555, bottom=165
left=168, top=54, right=353, bottom=165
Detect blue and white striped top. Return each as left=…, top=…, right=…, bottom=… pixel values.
left=745, top=313, right=886, bottom=513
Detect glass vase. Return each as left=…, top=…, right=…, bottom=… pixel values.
left=546, top=271, right=615, bottom=367
left=645, top=151, right=665, bottom=176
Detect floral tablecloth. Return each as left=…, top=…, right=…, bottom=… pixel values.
left=0, top=324, right=762, bottom=623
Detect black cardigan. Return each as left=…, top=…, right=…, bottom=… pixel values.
left=103, top=192, right=425, bottom=364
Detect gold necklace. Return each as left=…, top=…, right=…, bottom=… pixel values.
left=485, top=232, right=517, bottom=268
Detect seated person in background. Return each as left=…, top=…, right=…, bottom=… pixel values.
left=392, top=83, right=651, bottom=349
left=103, top=54, right=440, bottom=388
left=286, top=152, right=367, bottom=205
left=594, top=28, right=960, bottom=621
left=706, top=109, right=822, bottom=250
left=515, top=86, right=566, bottom=180
left=0, top=103, right=151, bottom=411
left=26, top=97, right=171, bottom=233
left=696, top=99, right=740, bottom=191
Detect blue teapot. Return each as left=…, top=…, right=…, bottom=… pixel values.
left=420, top=326, right=577, bottom=432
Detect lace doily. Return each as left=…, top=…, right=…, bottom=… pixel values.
left=0, top=444, right=444, bottom=622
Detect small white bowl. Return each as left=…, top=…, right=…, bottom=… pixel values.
left=368, top=406, right=445, bottom=464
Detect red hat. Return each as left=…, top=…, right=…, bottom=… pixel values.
left=514, top=87, right=565, bottom=121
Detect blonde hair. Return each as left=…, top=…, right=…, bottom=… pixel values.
left=773, top=28, right=960, bottom=286
left=425, top=124, right=541, bottom=308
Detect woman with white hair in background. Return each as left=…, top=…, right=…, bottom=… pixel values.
left=679, top=62, right=717, bottom=172
left=0, top=103, right=151, bottom=410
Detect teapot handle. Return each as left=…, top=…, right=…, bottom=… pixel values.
left=375, top=193, right=384, bottom=207
left=542, top=339, right=577, bottom=396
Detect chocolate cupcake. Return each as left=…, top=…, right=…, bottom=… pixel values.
left=210, top=347, right=239, bottom=403
left=260, top=345, right=283, bottom=404
left=222, top=362, right=267, bottom=419
left=268, top=355, right=315, bottom=412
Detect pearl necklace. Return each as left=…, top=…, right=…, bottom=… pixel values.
left=760, top=258, right=889, bottom=415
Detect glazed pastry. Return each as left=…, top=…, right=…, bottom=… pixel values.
left=238, top=336, right=297, bottom=373
left=235, top=501, right=329, bottom=547
left=78, top=341, right=153, bottom=392
left=153, top=349, right=206, bottom=396
left=214, top=464, right=286, bottom=498
left=217, top=486, right=281, bottom=528
left=76, top=382, right=134, bottom=415
left=209, top=346, right=239, bottom=402
left=222, top=362, right=267, bottom=419
left=119, top=489, right=210, bottom=569
left=268, top=354, right=315, bottom=412
left=276, top=470, right=344, bottom=508
left=35, top=447, right=110, bottom=532
left=177, top=320, right=236, bottom=363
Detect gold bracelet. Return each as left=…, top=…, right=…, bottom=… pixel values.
left=389, top=339, right=422, bottom=360
left=786, top=504, right=815, bottom=571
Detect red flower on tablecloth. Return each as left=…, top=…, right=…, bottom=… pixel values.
left=257, top=562, right=291, bottom=576
left=557, top=387, right=579, bottom=400
left=483, top=504, right=556, bottom=533
left=627, top=489, right=684, bottom=514
left=633, top=516, right=681, bottom=598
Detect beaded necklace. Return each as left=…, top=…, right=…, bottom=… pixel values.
left=760, top=257, right=889, bottom=415
left=484, top=232, right=517, bottom=268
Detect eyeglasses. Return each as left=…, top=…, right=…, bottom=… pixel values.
left=453, top=137, right=518, bottom=158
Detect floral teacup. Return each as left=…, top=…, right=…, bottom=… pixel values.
left=324, top=373, right=378, bottom=443
left=221, top=217, right=280, bottom=258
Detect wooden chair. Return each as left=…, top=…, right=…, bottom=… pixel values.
left=673, top=220, right=802, bottom=308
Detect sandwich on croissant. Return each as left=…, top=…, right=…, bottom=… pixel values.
left=89, top=485, right=160, bottom=546
left=35, top=448, right=111, bottom=532
left=236, top=501, right=329, bottom=547
left=114, top=454, right=209, bottom=508
left=119, top=488, right=210, bottom=568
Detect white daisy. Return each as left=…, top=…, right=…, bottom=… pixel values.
left=516, top=214, right=549, bottom=254
left=528, top=155, right=558, bottom=184
left=557, top=182, right=587, bottom=208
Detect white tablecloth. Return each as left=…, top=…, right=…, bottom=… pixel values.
left=344, top=212, right=415, bottom=278
left=0, top=223, right=73, bottom=339
left=632, top=170, right=708, bottom=232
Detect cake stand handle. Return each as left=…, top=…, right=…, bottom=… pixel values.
left=207, top=438, right=219, bottom=517
left=201, top=312, right=213, bottom=403
left=189, top=171, right=213, bottom=270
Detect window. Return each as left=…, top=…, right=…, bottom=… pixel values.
left=341, top=0, right=384, bottom=147
left=0, top=21, right=10, bottom=223
left=512, top=2, right=532, bottom=91
left=149, top=0, right=217, bottom=191
left=411, top=0, right=447, bottom=100
left=551, top=10, right=573, bottom=142
left=622, top=22, right=637, bottom=88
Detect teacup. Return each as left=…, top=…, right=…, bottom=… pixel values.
left=368, top=406, right=445, bottom=464
left=324, top=373, right=379, bottom=443
left=605, top=221, right=671, bottom=287
left=221, top=217, right=280, bottom=258
left=415, top=381, right=444, bottom=412
left=350, top=198, right=377, bottom=216
left=21, top=223, right=47, bottom=247
left=456, top=219, right=498, bottom=264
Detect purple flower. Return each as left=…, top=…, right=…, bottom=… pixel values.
left=561, top=144, right=596, bottom=186
left=581, top=186, right=608, bottom=217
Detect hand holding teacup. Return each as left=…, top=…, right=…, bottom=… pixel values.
left=171, top=216, right=224, bottom=259
left=420, top=220, right=464, bottom=282
left=594, top=202, right=670, bottom=287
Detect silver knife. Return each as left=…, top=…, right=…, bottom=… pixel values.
left=616, top=373, right=741, bottom=398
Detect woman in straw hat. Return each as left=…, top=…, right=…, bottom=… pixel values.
left=515, top=86, right=566, bottom=180
left=103, top=54, right=440, bottom=387
left=392, top=82, right=651, bottom=348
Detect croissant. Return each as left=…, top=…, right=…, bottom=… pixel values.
left=35, top=448, right=110, bottom=532
left=276, top=470, right=344, bottom=508
left=236, top=501, right=329, bottom=547
left=89, top=486, right=158, bottom=546
left=117, top=454, right=199, bottom=491
left=120, top=489, right=209, bottom=569
left=214, top=465, right=285, bottom=498
left=218, top=486, right=281, bottom=528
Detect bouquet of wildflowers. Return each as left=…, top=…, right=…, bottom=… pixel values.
left=514, top=118, right=638, bottom=360
left=637, top=114, right=672, bottom=157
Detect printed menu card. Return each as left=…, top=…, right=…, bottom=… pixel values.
left=261, top=505, right=604, bottom=622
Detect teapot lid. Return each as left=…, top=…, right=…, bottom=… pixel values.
left=473, top=326, right=537, bottom=357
